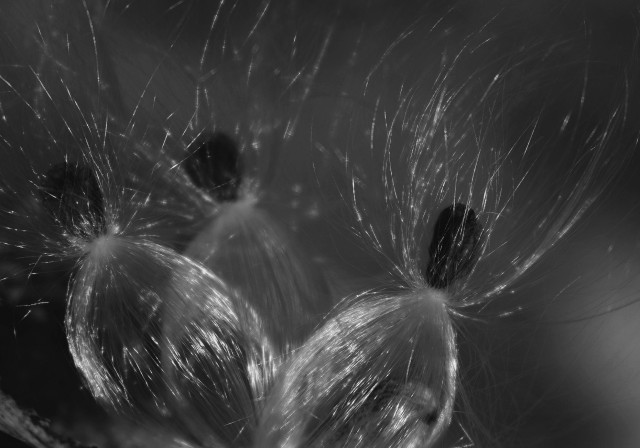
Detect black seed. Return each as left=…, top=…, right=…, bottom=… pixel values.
left=184, top=132, right=243, bottom=202
left=425, top=203, right=482, bottom=288
left=39, top=162, right=106, bottom=240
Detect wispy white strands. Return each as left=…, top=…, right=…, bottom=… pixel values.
left=0, top=2, right=638, bottom=448
left=0, top=2, right=271, bottom=442
left=97, top=0, right=336, bottom=362
left=253, top=7, right=638, bottom=445
left=256, top=205, right=480, bottom=448
left=39, top=160, right=264, bottom=447
left=182, top=132, right=331, bottom=359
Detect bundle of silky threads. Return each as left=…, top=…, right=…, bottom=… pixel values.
left=0, top=1, right=638, bottom=448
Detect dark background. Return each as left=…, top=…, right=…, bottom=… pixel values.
left=1, top=1, right=639, bottom=447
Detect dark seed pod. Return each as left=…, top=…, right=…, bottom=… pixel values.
left=184, top=132, right=243, bottom=202
left=39, top=162, right=107, bottom=240
left=426, top=203, right=482, bottom=289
